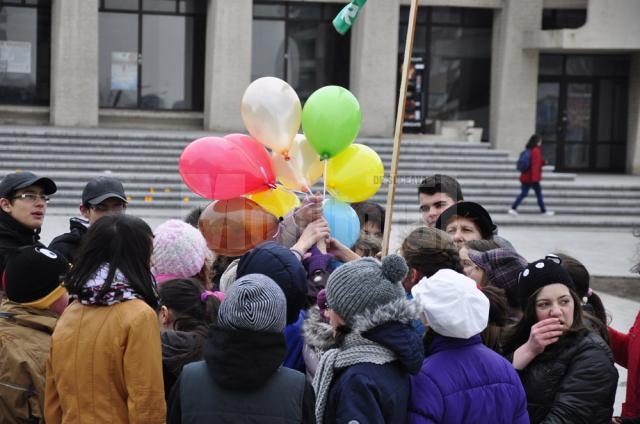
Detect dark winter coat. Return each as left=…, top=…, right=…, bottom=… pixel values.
left=321, top=299, right=424, bottom=424
left=168, top=326, right=315, bottom=423
left=518, top=330, right=618, bottom=423
left=609, top=311, right=640, bottom=418
left=48, top=217, right=88, bottom=264
left=520, top=146, right=544, bottom=184
left=409, top=333, right=529, bottom=424
left=0, top=210, right=43, bottom=279
left=161, top=329, right=206, bottom=402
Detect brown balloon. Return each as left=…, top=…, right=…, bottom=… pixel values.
left=198, top=198, right=279, bottom=256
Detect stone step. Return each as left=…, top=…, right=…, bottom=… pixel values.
left=371, top=194, right=640, bottom=206
left=388, top=204, right=640, bottom=216
left=0, top=149, right=515, bottom=164
left=43, top=187, right=640, bottom=208
left=392, top=212, right=640, bottom=227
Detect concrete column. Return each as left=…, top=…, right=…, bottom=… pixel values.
left=204, top=0, right=252, bottom=132
left=50, top=0, right=99, bottom=127
left=489, top=0, right=543, bottom=153
left=349, top=0, right=400, bottom=137
left=627, top=54, right=640, bottom=175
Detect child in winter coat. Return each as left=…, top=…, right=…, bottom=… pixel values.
left=313, top=255, right=424, bottom=424
left=504, top=255, right=618, bottom=423
left=409, top=269, right=529, bottom=423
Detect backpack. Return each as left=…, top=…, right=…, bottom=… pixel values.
left=516, top=149, right=531, bottom=172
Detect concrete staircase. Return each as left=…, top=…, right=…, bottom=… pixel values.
left=0, top=126, right=639, bottom=228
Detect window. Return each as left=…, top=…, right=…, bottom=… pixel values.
left=0, top=0, right=51, bottom=105
left=252, top=1, right=350, bottom=101
left=98, top=0, right=205, bottom=110
left=542, top=9, right=587, bottom=30
left=400, top=7, right=493, bottom=139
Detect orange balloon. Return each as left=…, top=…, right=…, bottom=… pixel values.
left=198, top=198, right=279, bottom=256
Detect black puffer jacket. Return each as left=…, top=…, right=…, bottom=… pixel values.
left=0, top=211, right=43, bottom=278
left=519, top=330, right=618, bottom=423
left=48, top=217, right=89, bottom=264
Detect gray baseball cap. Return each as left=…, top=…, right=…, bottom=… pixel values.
left=82, top=176, right=127, bottom=205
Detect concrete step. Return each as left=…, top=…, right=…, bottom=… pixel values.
left=392, top=212, right=640, bottom=227
left=371, top=194, right=640, bottom=206
left=389, top=203, right=640, bottom=216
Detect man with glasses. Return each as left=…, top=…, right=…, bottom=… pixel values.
left=0, top=171, right=57, bottom=277
left=49, top=176, right=127, bottom=263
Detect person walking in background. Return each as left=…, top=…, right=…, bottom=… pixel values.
left=45, top=214, right=166, bottom=423
left=509, top=134, right=555, bottom=216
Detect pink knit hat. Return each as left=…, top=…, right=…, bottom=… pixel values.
left=151, top=219, right=212, bottom=284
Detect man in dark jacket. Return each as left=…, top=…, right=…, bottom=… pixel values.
left=49, top=176, right=127, bottom=263
left=168, top=274, right=315, bottom=423
left=0, top=172, right=57, bottom=278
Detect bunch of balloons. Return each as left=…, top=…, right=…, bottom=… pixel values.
left=178, top=76, right=384, bottom=255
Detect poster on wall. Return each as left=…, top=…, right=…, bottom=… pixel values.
left=402, top=55, right=425, bottom=133
left=0, top=41, right=32, bottom=74
left=111, top=52, right=138, bottom=91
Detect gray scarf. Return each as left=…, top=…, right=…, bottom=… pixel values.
left=312, top=331, right=397, bottom=424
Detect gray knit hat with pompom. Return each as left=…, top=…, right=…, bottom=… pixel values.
left=325, top=255, right=408, bottom=326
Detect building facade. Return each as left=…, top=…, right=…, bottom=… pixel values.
left=0, top=0, right=639, bottom=173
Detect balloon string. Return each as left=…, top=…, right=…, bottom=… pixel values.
left=323, top=159, right=328, bottom=199
left=272, top=221, right=283, bottom=240
left=304, top=182, right=314, bottom=196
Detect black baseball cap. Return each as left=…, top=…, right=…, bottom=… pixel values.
left=435, top=201, right=496, bottom=239
left=82, top=176, right=127, bottom=205
left=0, top=172, right=57, bottom=199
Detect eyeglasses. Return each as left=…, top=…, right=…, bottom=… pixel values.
left=12, top=193, right=50, bottom=203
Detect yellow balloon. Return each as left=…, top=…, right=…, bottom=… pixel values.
left=248, top=186, right=301, bottom=219
left=326, top=144, right=384, bottom=203
left=271, top=134, right=324, bottom=192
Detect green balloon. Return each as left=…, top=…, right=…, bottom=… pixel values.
left=302, top=86, right=361, bottom=160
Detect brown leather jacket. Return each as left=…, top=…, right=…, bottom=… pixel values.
left=0, top=300, right=57, bottom=423
left=45, top=299, right=166, bottom=423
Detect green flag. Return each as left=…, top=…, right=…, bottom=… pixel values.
left=332, top=0, right=367, bottom=35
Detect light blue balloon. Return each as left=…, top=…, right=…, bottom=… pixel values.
left=323, top=198, right=360, bottom=248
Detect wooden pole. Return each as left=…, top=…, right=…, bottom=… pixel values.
left=381, top=0, right=420, bottom=256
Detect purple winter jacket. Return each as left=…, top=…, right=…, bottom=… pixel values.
left=408, top=334, right=529, bottom=424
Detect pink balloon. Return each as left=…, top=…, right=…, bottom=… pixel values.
left=179, top=135, right=276, bottom=200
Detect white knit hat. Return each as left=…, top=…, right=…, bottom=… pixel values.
left=411, top=269, right=489, bottom=339
left=151, top=219, right=212, bottom=284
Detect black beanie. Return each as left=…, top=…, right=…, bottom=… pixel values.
left=2, top=246, right=69, bottom=308
left=518, top=255, right=576, bottom=308
left=236, top=241, right=307, bottom=325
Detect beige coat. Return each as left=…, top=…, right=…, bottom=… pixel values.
left=45, top=299, right=166, bottom=423
left=0, top=300, right=57, bottom=423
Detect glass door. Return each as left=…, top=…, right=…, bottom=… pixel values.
left=537, top=54, right=629, bottom=172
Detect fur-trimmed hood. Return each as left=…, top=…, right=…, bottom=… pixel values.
left=351, top=297, right=420, bottom=334
left=303, top=306, right=336, bottom=351
left=305, top=298, right=424, bottom=375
